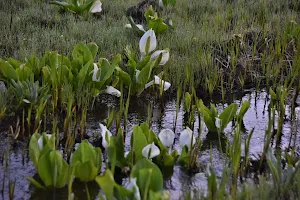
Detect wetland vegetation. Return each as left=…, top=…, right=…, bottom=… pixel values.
left=1, top=0, right=300, bottom=199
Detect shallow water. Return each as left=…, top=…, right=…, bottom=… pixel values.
left=1, top=88, right=300, bottom=200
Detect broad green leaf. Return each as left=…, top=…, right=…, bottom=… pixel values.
left=132, top=126, right=148, bottom=162
left=38, top=150, right=69, bottom=188
left=16, top=66, right=30, bottom=81
left=136, top=56, right=150, bottom=70
left=99, top=58, right=115, bottom=81
left=95, top=170, right=115, bottom=200
left=137, top=62, right=152, bottom=86
left=29, top=132, right=42, bottom=168
left=109, top=128, right=126, bottom=168
left=87, top=42, right=98, bottom=59
left=236, top=101, right=250, bottom=122
left=219, top=103, right=238, bottom=132
left=77, top=60, right=92, bottom=88
left=131, top=158, right=163, bottom=197
left=7, top=58, right=22, bottom=69
left=148, top=18, right=169, bottom=34
left=74, top=160, right=98, bottom=182
left=0, top=59, right=18, bottom=80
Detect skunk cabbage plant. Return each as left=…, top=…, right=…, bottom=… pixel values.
left=50, top=0, right=102, bottom=14
left=71, top=140, right=102, bottom=182
left=27, top=133, right=69, bottom=188
left=29, top=132, right=56, bottom=168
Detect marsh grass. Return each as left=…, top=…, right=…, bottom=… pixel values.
left=1, top=0, right=300, bottom=93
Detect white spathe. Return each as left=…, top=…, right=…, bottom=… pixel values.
left=142, top=142, right=160, bottom=159
left=158, top=129, right=175, bottom=147
left=135, top=69, right=141, bottom=82
left=139, top=29, right=157, bottom=56
left=144, top=75, right=171, bottom=91
left=179, top=127, right=196, bottom=149
left=124, top=151, right=130, bottom=158
left=150, top=49, right=170, bottom=65
left=38, top=134, right=52, bottom=150
left=90, top=0, right=102, bottom=13
left=124, top=24, right=146, bottom=32
left=215, top=117, right=221, bottom=129
left=99, top=123, right=112, bottom=149
left=159, top=0, right=164, bottom=7
left=126, top=178, right=141, bottom=200
left=91, top=63, right=101, bottom=82
left=104, top=86, right=121, bottom=97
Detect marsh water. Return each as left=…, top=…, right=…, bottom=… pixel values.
left=1, top=88, right=300, bottom=200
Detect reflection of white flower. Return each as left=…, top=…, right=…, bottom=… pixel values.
left=215, top=117, right=221, bottom=129
left=158, top=129, right=175, bottom=148
left=99, top=123, right=112, bottom=149
left=104, top=86, right=121, bottom=97
left=126, top=178, right=141, bottom=200
left=150, top=49, right=170, bottom=65
left=125, top=24, right=146, bottom=32
left=139, top=29, right=157, bottom=56
left=144, top=76, right=171, bottom=91
left=89, top=0, right=102, bottom=13
left=179, top=127, right=196, bottom=149
left=142, top=142, right=160, bottom=159
left=38, top=134, right=52, bottom=150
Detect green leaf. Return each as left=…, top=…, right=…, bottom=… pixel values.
left=137, top=62, right=152, bottom=86
left=148, top=18, right=169, bottom=34
left=71, top=140, right=102, bottom=182
left=131, top=158, right=163, bottom=198
left=16, top=66, right=30, bottom=81
left=178, top=146, right=189, bottom=167
left=99, top=58, right=115, bottom=81
left=132, top=126, right=148, bottom=162
left=87, top=42, right=98, bottom=59
left=26, top=177, right=45, bottom=189
left=95, top=170, right=115, bottom=200
left=136, top=56, right=150, bottom=70
left=0, top=59, right=18, bottom=81
left=118, top=69, right=131, bottom=86
left=109, top=128, right=126, bottom=168
left=74, top=160, right=99, bottom=182
left=219, top=103, right=238, bottom=132
left=77, top=60, right=92, bottom=88
left=199, top=100, right=217, bottom=132
left=29, top=133, right=41, bottom=168
left=236, top=101, right=250, bottom=122
left=38, top=150, right=69, bottom=188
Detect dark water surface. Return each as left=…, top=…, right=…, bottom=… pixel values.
left=1, top=89, right=300, bottom=200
